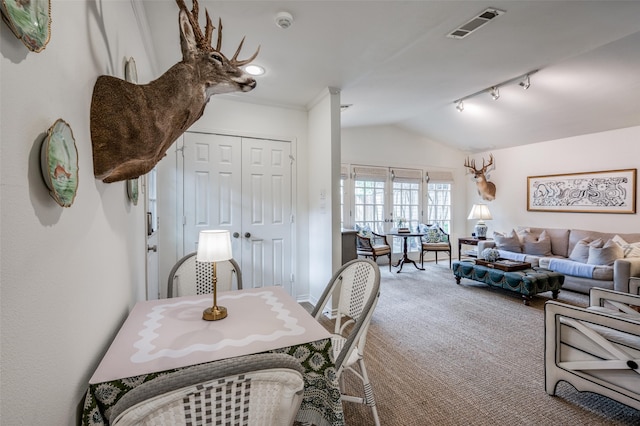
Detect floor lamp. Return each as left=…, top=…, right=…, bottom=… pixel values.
left=196, top=230, right=232, bottom=321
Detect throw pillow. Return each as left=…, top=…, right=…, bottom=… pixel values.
left=493, top=230, right=522, bottom=253
left=587, top=239, right=624, bottom=266
left=417, top=223, right=429, bottom=234
left=514, top=227, right=530, bottom=244
left=424, top=226, right=442, bottom=243
left=569, top=238, right=592, bottom=263
left=612, top=235, right=640, bottom=258
left=355, top=224, right=373, bottom=240
left=523, top=230, right=552, bottom=256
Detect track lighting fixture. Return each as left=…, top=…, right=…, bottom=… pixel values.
left=490, top=86, right=500, bottom=100
left=452, top=69, right=538, bottom=111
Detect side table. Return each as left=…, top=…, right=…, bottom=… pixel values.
left=458, top=237, right=487, bottom=260
left=387, top=231, right=425, bottom=273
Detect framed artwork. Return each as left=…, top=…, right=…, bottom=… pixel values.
left=0, top=0, right=51, bottom=52
left=40, top=119, right=79, bottom=207
left=527, top=169, right=637, bottom=214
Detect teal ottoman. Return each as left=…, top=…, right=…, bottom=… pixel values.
left=452, top=260, right=564, bottom=305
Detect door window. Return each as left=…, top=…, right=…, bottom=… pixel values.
left=352, top=166, right=387, bottom=235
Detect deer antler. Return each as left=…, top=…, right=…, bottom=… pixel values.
left=175, top=0, right=259, bottom=63
left=464, top=157, right=477, bottom=172
left=481, top=154, right=494, bottom=172
left=464, top=154, right=494, bottom=173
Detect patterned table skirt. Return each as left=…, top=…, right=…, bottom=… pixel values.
left=81, top=338, right=344, bottom=426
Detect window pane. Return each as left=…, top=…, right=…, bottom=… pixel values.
left=354, top=179, right=385, bottom=234
left=427, top=183, right=451, bottom=234
left=392, top=181, right=421, bottom=252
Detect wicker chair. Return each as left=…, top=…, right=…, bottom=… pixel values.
left=167, top=252, right=242, bottom=297
left=356, top=231, right=392, bottom=271
left=312, top=259, right=382, bottom=425
left=419, top=224, right=452, bottom=268
left=109, top=353, right=305, bottom=426
left=545, top=288, right=640, bottom=410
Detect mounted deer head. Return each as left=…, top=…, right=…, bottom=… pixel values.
left=464, top=154, right=496, bottom=201
left=90, top=0, right=259, bottom=183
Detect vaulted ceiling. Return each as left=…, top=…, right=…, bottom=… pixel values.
left=141, top=1, right=640, bottom=152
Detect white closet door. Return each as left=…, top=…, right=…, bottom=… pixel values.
left=183, top=133, right=293, bottom=294
left=241, top=138, right=292, bottom=293
left=183, top=133, right=242, bottom=257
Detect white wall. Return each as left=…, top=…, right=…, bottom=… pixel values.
left=1, top=2, right=153, bottom=424
left=306, top=88, right=341, bottom=304
left=471, top=126, right=640, bottom=237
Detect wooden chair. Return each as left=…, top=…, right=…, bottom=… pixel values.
left=545, top=288, right=640, bottom=410
left=356, top=232, right=392, bottom=271
left=419, top=225, right=452, bottom=268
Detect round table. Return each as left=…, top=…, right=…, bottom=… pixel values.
left=387, top=231, right=425, bottom=273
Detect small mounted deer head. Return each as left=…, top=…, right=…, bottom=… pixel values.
left=464, top=154, right=496, bottom=201
left=90, top=0, right=259, bottom=183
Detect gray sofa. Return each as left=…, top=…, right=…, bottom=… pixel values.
left=478, top=227, right=640, bottom=295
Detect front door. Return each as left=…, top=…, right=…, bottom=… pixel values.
left=182, top=132, right=293, bottom=294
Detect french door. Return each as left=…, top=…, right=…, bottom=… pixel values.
left=182, top=132, right=293, bottom=294
left=350, top=165, right=423, bottom=253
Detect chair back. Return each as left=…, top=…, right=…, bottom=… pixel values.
left=312, top=259, right=381, bottom=373
left=110, top=353, right=305, bottom=426
left=167, top=252, right=243, bottom=298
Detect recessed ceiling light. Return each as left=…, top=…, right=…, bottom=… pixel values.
left=244, top=65, right=265, bottom=76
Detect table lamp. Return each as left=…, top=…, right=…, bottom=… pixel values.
left=467, top=204, right=492, bottom=240
left=196, top=230, right=232, bottom=321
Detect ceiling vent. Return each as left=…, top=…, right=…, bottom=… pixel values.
left=447, top=8, right=505, bottom=39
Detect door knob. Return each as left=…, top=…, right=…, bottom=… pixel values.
left=147, top=245, right=157, bottom=252
left=233, top=232, right=240, bottom=238
left=244, top=232, right=251, bottom=238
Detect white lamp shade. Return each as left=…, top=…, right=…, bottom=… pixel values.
left=467, top=204, right=492, bottom=221
left=196, top=230, right=232, bottom=262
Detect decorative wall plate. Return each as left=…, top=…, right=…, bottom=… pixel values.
left=127, top=178, right=139, bottom=205
left=0, top=0, right=51, bottom=52
left=124, top=57, right=139, bottom=204
left=124, top=57, right=138, bottom=83
left=40, top=119, right=79, bottom=207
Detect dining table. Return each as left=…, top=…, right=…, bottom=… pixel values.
left=81, top=286, right=344, bottom=426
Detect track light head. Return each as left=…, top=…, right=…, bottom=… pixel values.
left=456, top=100, right=464, bottom=112
left=519, top=74, right=531, bottom=90
left=490, top=86, right=500, bottom=100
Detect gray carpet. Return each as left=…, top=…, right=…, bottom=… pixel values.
left=334, top=261, right=639, bottom=425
